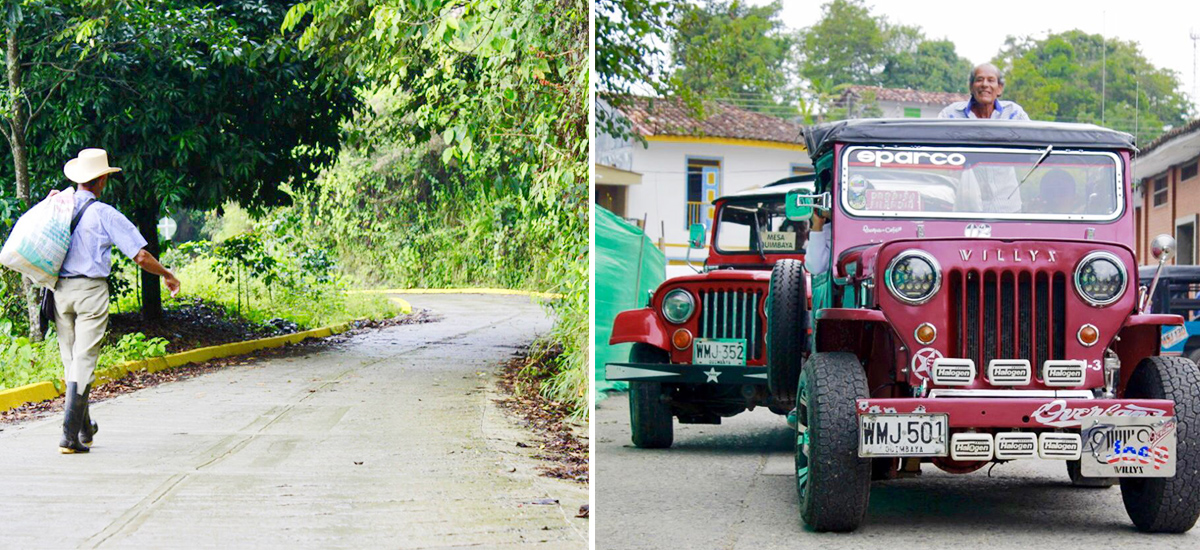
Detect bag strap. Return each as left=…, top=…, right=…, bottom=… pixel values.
left=70, top=199, right=97, bottom=234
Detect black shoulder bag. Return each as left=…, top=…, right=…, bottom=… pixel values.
left=39, top=198, right=97, bottom=335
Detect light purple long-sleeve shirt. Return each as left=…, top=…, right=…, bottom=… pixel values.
left=59, top=190, right=148, bottom=278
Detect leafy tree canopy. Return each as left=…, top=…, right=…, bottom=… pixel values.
left=993, top=30, right=1194, bottom=144
left=596, top=0, right=674, bottom=137
left=668, top=0, right=796, bottom=115
left=1, top=0, right=358, bottom=319
left=799, top=0, right=972, bottom=96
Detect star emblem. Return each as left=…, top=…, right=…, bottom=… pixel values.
left=703, top=368, right=722, bottom=383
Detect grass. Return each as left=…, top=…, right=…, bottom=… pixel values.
left=114, top=256, right=402, bottom=330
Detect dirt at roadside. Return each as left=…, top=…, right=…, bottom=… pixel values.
left=494, top=348, right=589, bottom=484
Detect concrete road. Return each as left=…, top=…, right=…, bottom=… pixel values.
left=596, top=393, right=1199, bottom=549
left=0, top=294, right=587, bottom=549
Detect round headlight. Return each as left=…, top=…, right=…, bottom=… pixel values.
left=1075, top=251, right=1127, bottom=307
left=661, top=289, right=695, bottom=324
left=885, top=251, right=941, bottom=305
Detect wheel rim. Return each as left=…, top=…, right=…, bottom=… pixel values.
left=795, top=383, right=810, bottom=500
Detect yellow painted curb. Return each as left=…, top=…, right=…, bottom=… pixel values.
left=353, top=288, right=565, bottom=300
left=0, top=321, right=358, bottom=413
left=390, top=296, right=413, bottom=315
left=0, top=381, right=59, bottom=412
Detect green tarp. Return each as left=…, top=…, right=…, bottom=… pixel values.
left=595, top=204, right=665, bottom=397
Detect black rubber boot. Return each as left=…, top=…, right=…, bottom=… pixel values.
left=59, top=382, right=90, bottom=454
left=79, top=383, right=98, bottom=447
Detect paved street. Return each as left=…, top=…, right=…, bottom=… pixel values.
left=596, top=393, right=1199, bottom=549
left=0, top=294, right=587, bottom=549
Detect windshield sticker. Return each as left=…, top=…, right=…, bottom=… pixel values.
left=854, top=150, right=966, bottom=168
left=865, top=190, right=921, bottom=211
left=847, top=174, right=868, bottom=209
left=965, top=223, right=991, bottom=238
left=762, top=231, right=796, bottom=251
left=862, top=225, right=902, bottom=234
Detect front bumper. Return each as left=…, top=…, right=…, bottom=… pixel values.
left=606, top=362, right=767, bottom=385
left=856, top=397, right=1176, bottom=428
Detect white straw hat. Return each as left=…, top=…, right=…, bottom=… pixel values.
left=63, top=148, right=122, bottom=184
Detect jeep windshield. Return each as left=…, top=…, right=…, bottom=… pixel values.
left=841, top=146, right=1122, bottom=221
left=714, top=197, right=806, bottom=255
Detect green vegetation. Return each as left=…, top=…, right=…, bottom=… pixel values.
left=994, top=30, right=1193, bottom=144
left=1, top=0, right=356, bottom=329
left=282, top=0, right=589, bottom=415
left=670, top=1, right=797, bottom=115
left=1, top=1, right=586, bottom=415
left=0, top=324, right=168, bottom=391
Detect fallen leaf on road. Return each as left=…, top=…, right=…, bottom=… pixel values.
left=528, top=498, right=558, bottom=506
left=577, top=504, right=589, bottom=518
left=354, top=461, right=363, bottom=465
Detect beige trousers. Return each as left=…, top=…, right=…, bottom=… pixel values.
left=54, top=277, right=109, bottom=395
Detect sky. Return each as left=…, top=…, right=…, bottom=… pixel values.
left=747, top=0, right=1200, bottom=115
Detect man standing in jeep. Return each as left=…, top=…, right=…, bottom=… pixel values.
left=939, top=63, right=1030, bottom=120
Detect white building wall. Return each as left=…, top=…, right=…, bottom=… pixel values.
left=624, top=140, right=811, bottom=263
left=876, top=100, right=947, bottom=119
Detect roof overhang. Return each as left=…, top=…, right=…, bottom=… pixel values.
left=595, top=163, right=642, bottom=186
left=1133, top=129, right=1200, bottom=182
left=645, top=135, right=805, bottom=151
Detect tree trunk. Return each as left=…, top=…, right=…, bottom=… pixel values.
left=135, top=211, right=163, bottom=322
left=7, top=29, right=41, bottom=341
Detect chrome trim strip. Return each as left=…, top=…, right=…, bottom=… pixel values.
left=927, top=389, right=1095, bottom=399
left=1074, top=251, right=1128, bottom=307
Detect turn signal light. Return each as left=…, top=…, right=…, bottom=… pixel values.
left=915, top=323, right=937, bottom=344
left=672, top=329, right=693, bottom=350
left=1078, top=324, right=1099, bottom=347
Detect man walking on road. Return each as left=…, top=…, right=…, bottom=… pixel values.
left=55, top=148, right=181, bottom=454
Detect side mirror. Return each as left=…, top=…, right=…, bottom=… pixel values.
left=688, top=223, right=707, bottom=249
left=785, top=189, right=828, bottom=221
left=1152, top=234, right=1176, bottom=262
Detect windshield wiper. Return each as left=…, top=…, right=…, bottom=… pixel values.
left=1007, top=145, right=1053, bottom=199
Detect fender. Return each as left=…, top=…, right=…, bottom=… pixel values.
left=609, top=308, right=670, bottom=351
left=1113, top=313, right=1186, bottom=396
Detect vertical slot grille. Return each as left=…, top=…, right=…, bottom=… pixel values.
left=951, top=268, right=1066, bottom=370
left=697, top=288, right=766, bottom=361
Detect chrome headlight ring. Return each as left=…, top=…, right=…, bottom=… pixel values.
left=661, top=289, right=696, bottom=324
left=1074, top=251, right=1128, bottom=307
left=885, top=250, right=942, bottom=305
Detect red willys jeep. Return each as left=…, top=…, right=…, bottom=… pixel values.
left=606, top=176, right=814, bottom=448
left=772, top=119, right=1199, bottom=533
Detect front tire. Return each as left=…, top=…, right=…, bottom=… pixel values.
left=1120, top=356, right=1200, bottom=533
left=768, top=259, right=808, bottom=401
left=796, top=352, right=871, bottom=532
left=629, top=344, right=673, bottom=449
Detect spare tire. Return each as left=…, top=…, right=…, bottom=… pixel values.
left=767, top=259, right=809, bottom=400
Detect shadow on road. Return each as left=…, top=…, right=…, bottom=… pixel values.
left=864, top=475, right=1138, bottom=533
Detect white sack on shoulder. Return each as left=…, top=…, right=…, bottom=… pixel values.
left=0, top=188, right=77, bottom=289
